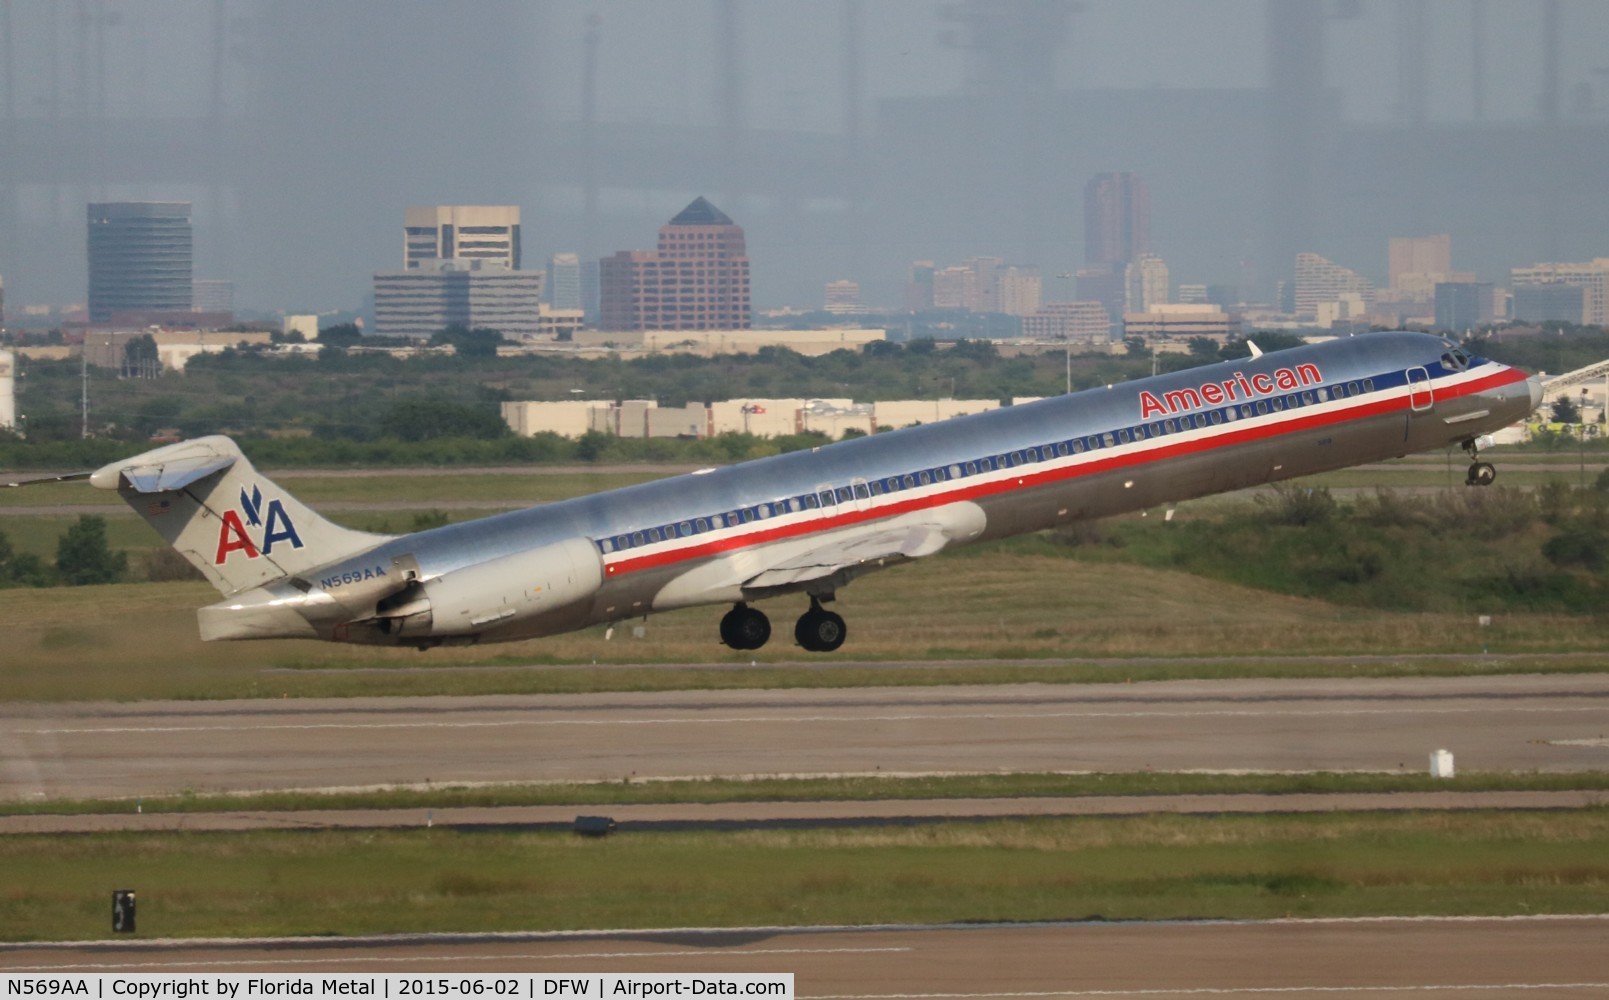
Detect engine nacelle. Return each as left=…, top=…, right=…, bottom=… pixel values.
left=377, top=536, right=603, bottom=639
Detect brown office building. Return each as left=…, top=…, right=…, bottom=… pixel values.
left=600, top=197, right=751, bottom=331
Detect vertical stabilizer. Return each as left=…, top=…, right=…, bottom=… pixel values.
left=90, top=436, right=391, bottom=596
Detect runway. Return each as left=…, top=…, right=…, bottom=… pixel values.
left=5, top=674, right=1609, bottom=802
left=3, top=917, right=1608, bottom=996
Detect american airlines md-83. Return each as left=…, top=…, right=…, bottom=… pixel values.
left=60, top=332, right=1538, bottom=652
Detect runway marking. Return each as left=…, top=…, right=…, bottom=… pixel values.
left=19, top=705, right=1608, bottom=736
left=806, top=988, right=1609, bottom=998
left=1, top=946, right=910, bottom=972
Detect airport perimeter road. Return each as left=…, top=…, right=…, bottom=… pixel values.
left=3, top=917, right=1609, bottom=995
left=5, top=674, right=1609, bottom=801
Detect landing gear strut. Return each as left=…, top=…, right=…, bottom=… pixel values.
left=1462, top=437, right=1496, bottom=487
left=795, top=596, right=847, bottom=653
left=719, top=603, right=771, bottom=650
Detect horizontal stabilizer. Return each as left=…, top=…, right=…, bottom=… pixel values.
left=89, top=438, right=238, bottom=493
left=2, top=471, right=92, bottom=488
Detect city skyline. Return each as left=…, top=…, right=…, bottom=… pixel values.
left=2, top=1, right=1609, bottom=316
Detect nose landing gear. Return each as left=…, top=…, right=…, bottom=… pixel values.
left=1462, top=437, right=1497, bottom=487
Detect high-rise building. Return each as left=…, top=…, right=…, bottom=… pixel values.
left=373, top=259, right=544, bottom=339
left=1294, top=252, right=1374, bottom=317
left=1511, top=260, right=1609, bottom=326
left=905, top=262, right=936, bottom=311
left=1433, top=281, right=1495, bottom=332
left=192, top=279, right=235, bottom=315
left=1388, top=235, right=1453, bottom=291
left=404, top=206, right=521, bottom=270
left=824, top=280, right=862, bottom=314
left=1124, top=254, right=1169, bottom=313
left=599, top=197, right=750, bottom=331
left=0, top=349, right=14, bottom=431
left=1084, top=172, right=1150, bottom=269
left=1074, top=265, right=1123, bottom=338
left=996, top=267, right=1042, bottom=317
left=547, top=253, right=582, bottom=311
left=1021, top=301, right=1111, bottom=343
left=931, top=266, right=976, bottom=310
left=87, top=202, right=193, bottom=323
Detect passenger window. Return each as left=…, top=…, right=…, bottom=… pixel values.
left=819, top=491, right=836, bottom=507
left=1150, top=423, right=1163, bottom=436
left=599, top=538, right=614, bottom=553
left=918, top=471, right=933, bottom=486
left=1210, top=411, right=1223, bottom=425
left=679, top=521, right=694, bottom=537
left=756, top=504, right=772, bottom=520
left=1317, top=388, right=1330, bottom=401
left=1257, top=401, right=1269, bottom=415
left=965, top=461, right=979, bottom=474
left=1349, top=381, right=1361, bottom=395
left=803, top=493, right=820, bottom=509
left=1165, top=419, right=1178, bottom=433
left=1072, top=439, right=1085, bottom=453
left=1103, top=432, right=1116, bottom=447
left=1364, top=378, right=1375, bottom=391
left=1303, top=390, right=1317, bottom=404
left=869, top=481, right=883, bottom=496
left=1056, top=442, right=1070, bottom=457
left=855, top=482, right=871, bottom=499
left=741, top=509, right=756, bottom=523
left=696, top=518, right=710, bottom=532
left=836, top=487, right=853, bottom=503
left=1271, top=397, right=1284, bottom=411
left=1118, top=429, right=1132, bottom=444
left=904, top=474, right=919, bottom=489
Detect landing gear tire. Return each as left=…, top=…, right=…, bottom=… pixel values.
left=795, top=608, right=847, bottom=653
left=719, top=603, right=771, bottom=650
left=1466, top=461, right=1496, bottom=487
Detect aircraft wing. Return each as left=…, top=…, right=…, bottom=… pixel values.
left=742, top=508, right=980, bottom=588
left=652, top=501, right=987, bottom=608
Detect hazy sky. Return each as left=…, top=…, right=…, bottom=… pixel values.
left=2, top=0, right=1607, bottom=314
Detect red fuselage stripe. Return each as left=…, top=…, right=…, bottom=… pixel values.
left=602, top=365, right=1528, bottom=579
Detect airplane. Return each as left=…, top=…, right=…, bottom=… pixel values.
left=51, top=331, right=1537, bottom=652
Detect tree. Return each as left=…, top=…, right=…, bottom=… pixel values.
left=317, top=323, right=363, bottom=348
left=55, top=515, right=127, bottom=585
left=122, top=334, right=160, bottom=378
left=375, top=396, right=509, bottom=441
left=1551, top=395, right=1581, bottom=424
left=429, top=325, right=504, bottom=358
left=0, top=527, right=52, bottom=587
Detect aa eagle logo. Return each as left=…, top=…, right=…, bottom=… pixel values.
left=214, top=484, right=305, bottom=564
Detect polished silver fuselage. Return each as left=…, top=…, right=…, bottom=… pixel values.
left=265, top=332, right=1537, bottom=645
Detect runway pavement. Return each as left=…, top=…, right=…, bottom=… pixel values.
left=3, top=917, right=1608, bottom=995
left=5, top=674, right=1609, bottom=802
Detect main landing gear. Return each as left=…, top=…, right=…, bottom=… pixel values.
left=718, top=597, right=848, bottom=653
left=794, top=596, right=847, bottom=653
left=1462, top=437, right=1497, bottom=487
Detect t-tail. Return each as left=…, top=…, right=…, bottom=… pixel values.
left=90, top=435, right=391, bottom=597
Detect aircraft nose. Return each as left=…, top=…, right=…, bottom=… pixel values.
left=1527, top=375, right=1544, bottom=414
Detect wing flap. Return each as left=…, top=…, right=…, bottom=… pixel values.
left=651, top=501, right=987, bottom=609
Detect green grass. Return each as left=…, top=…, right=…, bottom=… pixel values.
left=5, top=810, right=1608, bottom=941
left=9, top=770, right=1609, bottom=818
left=4, top=553, right=1609, bottom=702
